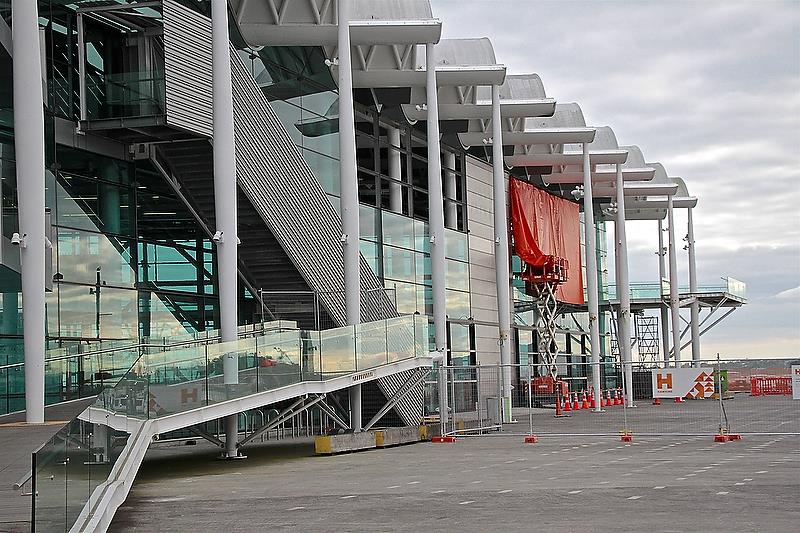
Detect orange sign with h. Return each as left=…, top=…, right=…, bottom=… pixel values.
left=656, top=372, right=673, bottom=390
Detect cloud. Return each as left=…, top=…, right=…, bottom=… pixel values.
left=431, top=0, right=800, bottom=357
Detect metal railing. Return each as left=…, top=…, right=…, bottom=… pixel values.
left=31, top=314, right=429, bottom=532
left=428, top=358, right=798, bottom=439
left=606, top=276, right=747, bottom=301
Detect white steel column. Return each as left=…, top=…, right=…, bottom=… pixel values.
left=212, top=0, right=239, bottom=457
left=582, top=144, right=603, bottom=412
left=657, top=219, right=670, bottom=366
left=667, top=196, right=681, bottom=367
left=426, top=43, right=446, bottom=356
left=615, top=164, right=633, bottom=406
left=338, top=0, right=362, bottom=430
left=13, top=0, right=46, bottom=424
left=388, top=127, right=403, bottom=214
left=687, top=207, right=700, bottom=365
left=444, top=151, right=457, bottom=229
left=426, top=43, right=449, bottom=422
left=491, top=86, right=513, bottom=421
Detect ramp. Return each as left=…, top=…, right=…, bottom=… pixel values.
left=31, top=315, right=432, bottom=533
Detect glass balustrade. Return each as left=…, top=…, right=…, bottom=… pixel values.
left=606, top=277, right=747, bottom=301
left=32, top=314, right=430, bottom=532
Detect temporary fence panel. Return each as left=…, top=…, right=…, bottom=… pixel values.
left=434, top=359, right=799, bottom=438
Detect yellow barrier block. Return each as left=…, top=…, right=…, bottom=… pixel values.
left=456, top=419, right=465, bottom=431
left=375, top=430, right=385, bottom=447
left=314, top=436, right=332, bottom=455
left=419, top=425, right=429, bottom=441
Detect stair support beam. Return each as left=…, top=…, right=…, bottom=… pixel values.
left=363, top=368, right=427, bottom=432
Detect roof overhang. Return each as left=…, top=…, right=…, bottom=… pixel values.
left=352, top=64, right=507, bottom=88
left=594, top=182, right=679, bottom=197
left=544, top=167, right=655, bottom=185
left=237, top=19, right=442, bottom=47
left=459, top=127, right=596, bottom=147
left=625, top=197, right=699, bottom=209
left=401, top=98, right=556, bottom=121
left=506, top=149, right=629, bottom=167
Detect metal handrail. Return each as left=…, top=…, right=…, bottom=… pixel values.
left=0, top=321, right=297, bottom=372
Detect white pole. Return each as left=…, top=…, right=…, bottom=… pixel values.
left=211, top=0, right=239, bottom=457
left=349, top=378, right=362, bottom=432
left=657, top=219, right=670, bottom=366
left=491, top=86, right=513, bottom=422
left=687, top=207, right=700, bottom=366
left=388, top=126, right=403, bottom=214
left=444, top=151, right=457, bottom=229
left=338, top=0, right=361, bottom=325
left=582, top=144, right=603, bottom=413
left=426, top=43, right=446, bottom=356
left=615, top=164, right=633, bottom=407
left=426, top=43, right=448, bottom=418
left=667, top=196, right=681, bottom=368
left=13, top=0, right=46, bottom=424
left=338, top=0, right=362, bottom=428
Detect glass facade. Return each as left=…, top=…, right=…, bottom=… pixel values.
left=236, top=42, right=474, bottom=349
left=0, top=2, right=609, bottom=414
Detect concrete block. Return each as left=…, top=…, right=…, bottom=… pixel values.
left=374, top=426, right=421, bottom=448
left=315, top=432, right=376, bottom=455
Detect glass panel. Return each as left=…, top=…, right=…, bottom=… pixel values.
left=359, top=240, right=380, bottom=277
left=356, top=319, right=388, bottom=370
left=319, top=324, right=356, bottom=377
left=446, top=290, right=470, bottom=319
left=359, top=205, right=379, bottom=242
left=383, top=246, right=415, bottom=283
left=445, top=260, right=469, bottom=291
left=85, top=70, right=166, bottom=120
left=382, top=210, right=414, bottom=249
left=444, top=228, right=468, bottom=261
left=254, top=332, right=302, bottom=391
left=56, top=228, right=136, bottom=288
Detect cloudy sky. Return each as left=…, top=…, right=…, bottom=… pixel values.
left=432, top=0, right=800, bottom=358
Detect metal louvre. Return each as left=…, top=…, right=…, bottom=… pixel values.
left=162, top=0, right=214, bottom=138
left=228, top=49, right=421, bottom=425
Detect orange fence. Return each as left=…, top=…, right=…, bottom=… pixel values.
left=750, top=376, right=792, bottom=396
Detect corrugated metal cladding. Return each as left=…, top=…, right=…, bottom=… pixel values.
left=228, top=49, right=422, bottom=424
left=162, top=0, right=214, bottom=138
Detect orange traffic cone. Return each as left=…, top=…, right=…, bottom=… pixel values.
left=563, top=392, right=572, bottom=412
left=652, top=397, right=662, bottom=405
left=614, top=389, right=622, bottom=406
left=581, top=390, right=590, bottom=410
left=572, top=392, right=581, bottom=411
left=589, top=388, right=597, bottom=409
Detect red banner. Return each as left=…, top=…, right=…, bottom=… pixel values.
left=510, top=179, right=584, bottom=305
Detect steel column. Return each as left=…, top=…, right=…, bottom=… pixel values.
left=491, top=86, right=513, bottom=421
left=338, top=0, right=363, bottom=418
left=667, top=196, right=681, bottom=367
left=615, top=164, right=633, bottom=406
left=426, top=43, right=447, bottom=357
left=687, top=207, right=701, bottom=366
left=657, top=219, right=670, bottom=365
left=13, top=0, right=46, bottom=424
left=582, top=144, right=603, bottom=413
left=349, top=381, right=362, bottom=432
left=388, top=126, right=403, bottom=214
left=212, top=0, right=239, bottom=457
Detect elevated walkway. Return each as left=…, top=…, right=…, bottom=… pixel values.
left=29, top=315, right=432, bottom=533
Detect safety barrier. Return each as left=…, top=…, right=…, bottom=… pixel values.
left=426, top=358, right=799, bottom=441
left=750, top=376, right=792, bottom=396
